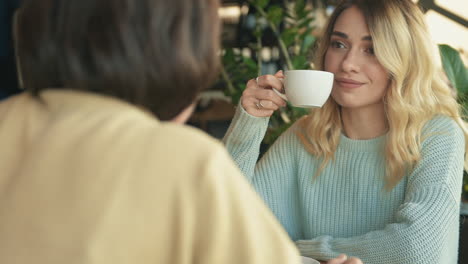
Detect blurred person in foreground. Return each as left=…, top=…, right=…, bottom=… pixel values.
left=0, top=0, right=361, bottom=263
left=223, top=0, right=467, bottom=263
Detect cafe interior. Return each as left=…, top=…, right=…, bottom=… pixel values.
left=0, top=0, right=467, bottom=263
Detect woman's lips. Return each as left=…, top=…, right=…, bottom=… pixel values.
left=335, top=78, right=365, bottom=89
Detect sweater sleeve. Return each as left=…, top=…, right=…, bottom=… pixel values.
left=222, top=104, right=270, bottom=180
left=193, top=144, right=301, bottom=264
left=296, top=117, right=465, bottom=264
left=223, top=104, right=304, bottom=240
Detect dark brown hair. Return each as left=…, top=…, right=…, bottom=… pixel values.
left=15, top=0, right=221, bottom=120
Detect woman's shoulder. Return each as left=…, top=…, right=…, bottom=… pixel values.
left=269, top=116, right=309, bottom=151
left=95, top=118, right=228, bottom=179
left=156, top=122, right=224, bottom=151
left=421, top=115, right=465, bottom=147
left=422, top=115, right=464, bottom=136
left=286, top=115, right=309, bottom=134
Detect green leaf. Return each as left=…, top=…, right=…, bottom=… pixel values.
left=242, top=57, right=258, bottom=72
left=281, top=28, right=298, bottom=47
left=254, top=0, right=269, bottom=9
left=266, top=5, right=283, bottom=27
left=300, top=34, right=316, bottom=55
left=295, top=0, right=306, bottom=16
left=292, top=55, right=308, bottom=70
left=222, top=49, right=235, bottom=64
left=438, top=44, right=468, bottom=93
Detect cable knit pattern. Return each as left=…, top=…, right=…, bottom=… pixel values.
left=223, top=105, right=465, bottom=264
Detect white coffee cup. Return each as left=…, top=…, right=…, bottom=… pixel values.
left=273, top=70, right=334, bottom=108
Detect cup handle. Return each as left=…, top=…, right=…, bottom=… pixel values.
left=272, top=87, right=288, bottom=101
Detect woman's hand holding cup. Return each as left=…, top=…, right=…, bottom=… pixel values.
left=241, top=70, right=287, bottom=117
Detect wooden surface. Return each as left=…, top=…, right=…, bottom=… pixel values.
left=190, top=100, right=235, bottom=131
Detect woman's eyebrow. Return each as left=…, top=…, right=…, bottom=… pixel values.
left=331, top=31, right=372, bottom=41
left=331, top=31, right=348, bottom=38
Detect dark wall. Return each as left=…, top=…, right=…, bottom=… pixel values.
left=0, top=0, right=22, bottom=100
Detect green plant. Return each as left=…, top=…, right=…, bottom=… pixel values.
left=438, top=44, right=468, bottom=201
left=221, top=0, right=318, bottom=145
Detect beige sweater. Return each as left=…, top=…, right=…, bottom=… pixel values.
left=0, top=90, right=300, bottom=264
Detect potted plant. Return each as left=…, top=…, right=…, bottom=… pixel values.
left=438, top=44, right=468, bottom=210
left=221, top=0, right=321, bottom=145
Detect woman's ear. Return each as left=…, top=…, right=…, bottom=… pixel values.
left=171, top=103, right=196, bottom=124
left=13, top=9, right=25, bottom=90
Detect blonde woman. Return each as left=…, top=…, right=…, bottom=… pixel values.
left=224, top=0, right=467, bottom=263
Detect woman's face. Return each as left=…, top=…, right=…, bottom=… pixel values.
left=324, top=6, right=390, bottom=111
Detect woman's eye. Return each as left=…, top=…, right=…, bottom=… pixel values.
left=330, top=41, right=346, bottom=49
left=364, top=47, right=375, bottom=55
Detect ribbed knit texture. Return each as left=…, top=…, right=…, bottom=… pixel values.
left=223, top=105, right=465, bottom=264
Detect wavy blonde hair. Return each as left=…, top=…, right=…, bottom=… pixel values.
left=298, top=0, right=468, bottom=189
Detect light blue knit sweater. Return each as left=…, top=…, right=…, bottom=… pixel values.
left=223, top=105, right=465, bottom=264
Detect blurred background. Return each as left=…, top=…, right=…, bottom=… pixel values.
left=1, top=0, right=466, bottom=115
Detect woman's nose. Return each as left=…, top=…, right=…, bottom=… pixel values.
left=341, top=50, right=361, bottom=73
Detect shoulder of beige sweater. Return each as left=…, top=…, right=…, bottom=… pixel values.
left=134, top=122, right=232, bottom=183
left=158, top=122, right=222, bottom=147
left=65, top=105, right=225, bottom=169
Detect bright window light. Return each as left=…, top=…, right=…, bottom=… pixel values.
left=436, top=0, right=468, bottom=20
left=425, top=10, right=468, bottom=62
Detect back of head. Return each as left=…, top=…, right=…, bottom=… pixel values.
left=15, top=0, right=221, bottom=120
